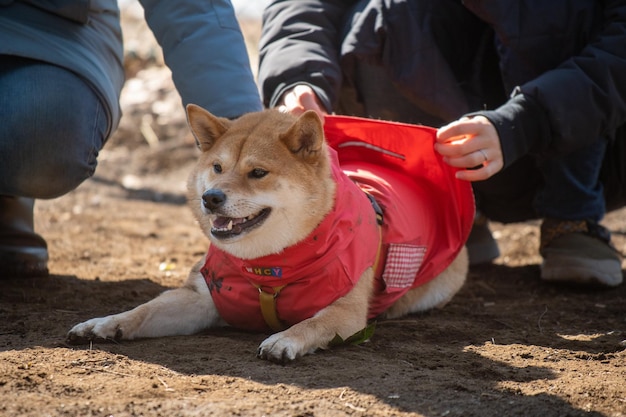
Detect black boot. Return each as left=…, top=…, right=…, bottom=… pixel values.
left=0, top=196, right=49, bottom=278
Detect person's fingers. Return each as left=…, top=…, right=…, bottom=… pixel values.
left=282, top=89, right=301, bottom=111
left=455, top=158, right=504, bottom=181
left=440, top=148, right=490, bottom=169
left=300, top=92, right=324, bottom=114
left=436, top=117, right=473, bottom=144
left=293, top=85, right=326, bottom=117
left=435, top=116, right=504, bottom=181
left=278, top=85, right=327, bottom=118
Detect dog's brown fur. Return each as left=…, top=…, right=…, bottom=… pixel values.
left=67, top=105, right=468, bottom=362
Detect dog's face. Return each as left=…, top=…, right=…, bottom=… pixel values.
left=186, top=105, right=336, bottom=259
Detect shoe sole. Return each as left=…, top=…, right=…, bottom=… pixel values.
left=0, top=247, right=49, bottom=278
left=1, top=264, right=49, bottom=278
left=541, top=255, right=623, bottom=287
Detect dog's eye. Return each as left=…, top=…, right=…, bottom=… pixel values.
left=213, top=163, right=222, bottom=174
left=249, top=168, right=268, bottom=179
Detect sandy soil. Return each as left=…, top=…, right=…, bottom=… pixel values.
left=1, top=10, right=625, bottom=417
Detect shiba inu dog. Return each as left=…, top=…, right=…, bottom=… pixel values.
left=67, top=105, right=474, bottom=363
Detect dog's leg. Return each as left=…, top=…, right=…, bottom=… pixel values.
left=67, top=262, right=224, bottom=343
left=383, top=246, right=468, bottom=319
left=257, top=268, right=374, bottom=363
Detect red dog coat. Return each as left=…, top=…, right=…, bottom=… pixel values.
left=201, top=115, right=475, bottom=332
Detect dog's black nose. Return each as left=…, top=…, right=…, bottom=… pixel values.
left=202, top=189, right=226, bottom=210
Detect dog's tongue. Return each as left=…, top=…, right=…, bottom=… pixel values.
left=213, top=216, right=231, bottom=229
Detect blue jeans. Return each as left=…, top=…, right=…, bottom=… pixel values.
left=0, top=56, right=110, bottom=199
left=534, top=140, right=607, bottom=222
left=473, top=139, right=608, bottom=224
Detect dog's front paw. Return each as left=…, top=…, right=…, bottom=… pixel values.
left=257, top=332, right=313, bottom=363
left=66, top=317, right=123, bottom=345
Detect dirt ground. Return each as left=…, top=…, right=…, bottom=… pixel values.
left=1, top=9, right=626, bottom=417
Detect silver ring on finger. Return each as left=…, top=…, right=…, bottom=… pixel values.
left=478, top=149, right=488, bottom=163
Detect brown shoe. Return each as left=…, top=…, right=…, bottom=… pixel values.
left=0, top=196, right=49, bottom=278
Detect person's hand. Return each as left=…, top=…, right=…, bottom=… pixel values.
left=435, top=116, right=504, bottom=181
left=277, top=84, right=327, bottom=119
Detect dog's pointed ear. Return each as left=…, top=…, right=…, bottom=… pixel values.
left=279, top=110, right=325, bottom=162
left=186, top=104, right=231, bottom=152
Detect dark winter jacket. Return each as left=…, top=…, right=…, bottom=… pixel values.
left=258, top=0, right=626, bottom=170
left=0, top=0, right=263, bottom=136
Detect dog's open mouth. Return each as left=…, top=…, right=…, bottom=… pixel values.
left=211, top=208, right=271, bottom=239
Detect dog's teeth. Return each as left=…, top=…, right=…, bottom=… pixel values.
left=227, top=220, right=233, bottom=231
